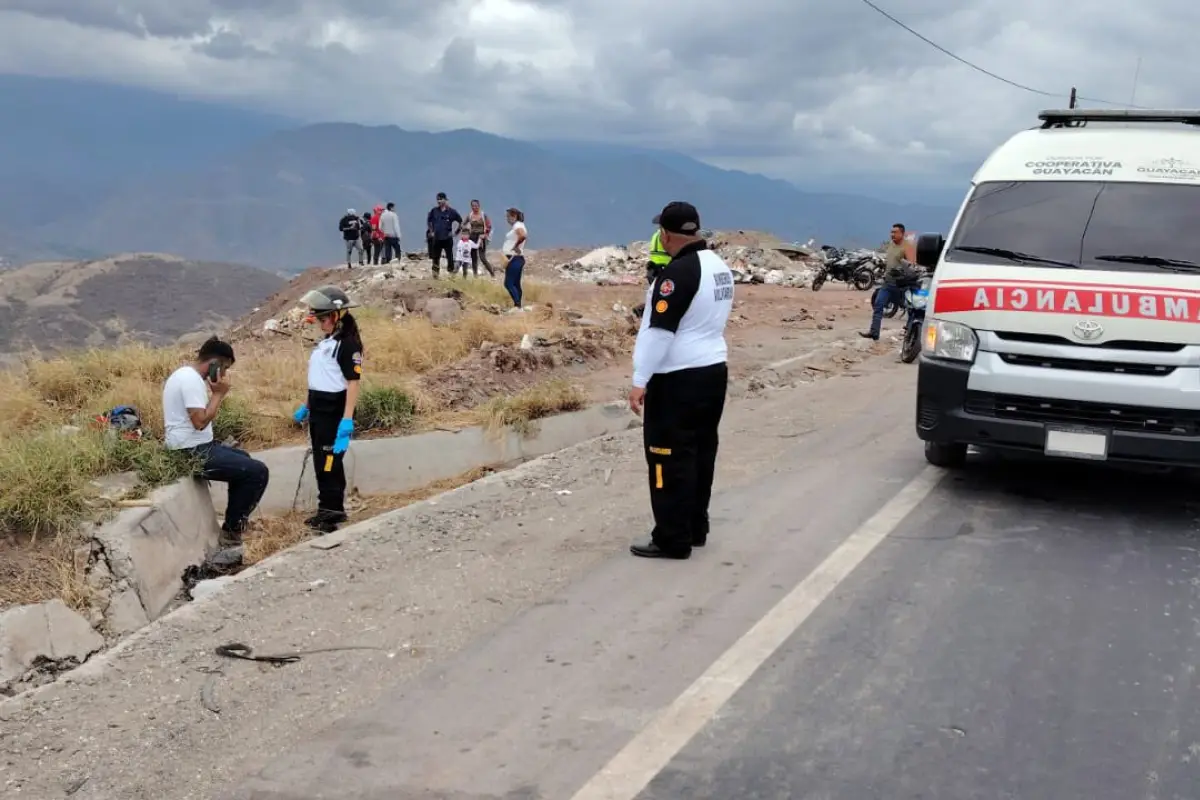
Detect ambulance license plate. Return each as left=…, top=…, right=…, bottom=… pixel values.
left=1044, top=425, right=1109, bottom=460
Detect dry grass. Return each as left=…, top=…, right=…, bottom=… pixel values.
left=242, top=465, right=496, bottom=565
left=450, top=276, right=551, bottom=308
left=474, top=378, right=589, bottom=436
left=0, top=279, right=614, bottom=540
left=0, top=537, right=92, bottom=611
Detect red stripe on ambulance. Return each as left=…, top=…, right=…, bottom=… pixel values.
left=933, top=284, right=1200, bottom=322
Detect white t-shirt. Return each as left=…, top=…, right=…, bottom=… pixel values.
left=454, top=237, right=477, bottom=263
left=503, top=221, right=527, bottom=256
left=162, top=366, right=213, bottom=450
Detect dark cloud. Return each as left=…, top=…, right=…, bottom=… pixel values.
left=2, top=0, right=1199, bottom=183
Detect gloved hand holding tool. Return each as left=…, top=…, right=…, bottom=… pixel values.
left=332, top=418, right=354, bottom=454
left=293, top=404, right=309, bottom=424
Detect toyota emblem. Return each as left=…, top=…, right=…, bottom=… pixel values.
left=1072, top=320, right=1104, bottom=340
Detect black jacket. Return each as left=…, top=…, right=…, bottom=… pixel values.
left=338, top=214, right=362, bottom=241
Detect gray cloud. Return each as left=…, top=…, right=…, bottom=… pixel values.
left=1, top=0, right=1198, bottom=185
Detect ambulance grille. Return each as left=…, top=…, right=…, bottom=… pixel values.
left=993, top=331, right=1185, bottom=352
left=964, top=392, right=1200, bottom=435
left=998, top=352, right=1175, bottom=376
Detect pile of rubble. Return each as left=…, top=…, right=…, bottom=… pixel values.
left=557, top=234, right=823, bottom=288
left=257, top=265, right=466, bottom=336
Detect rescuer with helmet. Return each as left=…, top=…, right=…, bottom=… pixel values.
left=291, top=285, right=364, bottom=534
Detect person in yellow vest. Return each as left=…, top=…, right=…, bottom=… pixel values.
left=646, top=217, right=672, bottom=283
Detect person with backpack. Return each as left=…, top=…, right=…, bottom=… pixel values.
left=368, top=205, right=385, bottom=265
left=338, top=208, right=364, bottom=268
left=359, top=211, right=373, bottom=256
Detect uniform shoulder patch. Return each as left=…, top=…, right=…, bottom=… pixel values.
left=655, top=299, right=668, bottom=313
left=658, top=279, right=674, bottom=297
left=352, top=351, right=363, bottom=364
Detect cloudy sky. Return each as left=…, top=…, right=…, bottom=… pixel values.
left=0, top=0, right=1193, bottom=187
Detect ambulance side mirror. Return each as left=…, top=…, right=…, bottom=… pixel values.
left=915, top=233, right=945, bottom=270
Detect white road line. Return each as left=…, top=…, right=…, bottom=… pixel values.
left=569, top=465, right=944, bottom=800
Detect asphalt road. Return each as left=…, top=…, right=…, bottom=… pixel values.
left=227, top=386, right=1200, bottom=799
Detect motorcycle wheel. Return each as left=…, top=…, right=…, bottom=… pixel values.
left=900, top=324, right=921, bottom=363
left=852, top=268, right=874, bottom=291
left=870, top=287, right=901, bottom=317
left=811, top=272, right=826, bottom=291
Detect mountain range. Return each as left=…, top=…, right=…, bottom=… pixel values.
left=0, top=253, right=284, bottom=359
left=0, top=75, right=956, bottom=272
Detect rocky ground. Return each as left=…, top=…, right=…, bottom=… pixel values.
left=227, top=231, right=881, bottom=411
left=0, top=323, right=912, bottom=800
left=0, top=231, right=899, bottom=718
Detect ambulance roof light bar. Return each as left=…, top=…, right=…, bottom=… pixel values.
left=1039, top=109, right=1200, bottom=128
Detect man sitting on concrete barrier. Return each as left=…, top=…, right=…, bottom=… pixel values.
left=162, top=336, right=270, bottom=551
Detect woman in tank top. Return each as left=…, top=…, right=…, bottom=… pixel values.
left=464, top=199, right=494, bottom=276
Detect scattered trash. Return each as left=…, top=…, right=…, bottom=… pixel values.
left=557, top=233, right=823, bottom=287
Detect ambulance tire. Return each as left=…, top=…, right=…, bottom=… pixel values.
left=924, top=441, right=967, bottom=469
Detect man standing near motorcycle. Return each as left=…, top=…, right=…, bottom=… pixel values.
left=861, top=223, right=911, bottom=341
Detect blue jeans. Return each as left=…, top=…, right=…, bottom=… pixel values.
left=870, top=284, right=905, bottom=339
left=189, top=442, right=270, bottom=533
left=505, top=255, right=525, bottom=307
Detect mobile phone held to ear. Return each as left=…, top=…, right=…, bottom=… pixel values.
left=207, top=361, right=221, bottom=382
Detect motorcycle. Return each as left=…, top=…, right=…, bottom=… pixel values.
left=811, top=245, right=876, bottom=292
left=899, top=273, right=931, bottom=363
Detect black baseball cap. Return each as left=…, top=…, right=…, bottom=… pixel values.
left=653, top=201, right=701, bottom=234
left=437, top=192, right=447, bottom=200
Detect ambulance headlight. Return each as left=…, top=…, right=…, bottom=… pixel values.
left=922, top=319, right=977, bottom=362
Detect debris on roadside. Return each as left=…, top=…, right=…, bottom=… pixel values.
left=555, top=230, right=824, bottom=288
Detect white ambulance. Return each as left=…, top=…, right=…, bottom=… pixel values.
left=914, top=109, right=1200, bottom=469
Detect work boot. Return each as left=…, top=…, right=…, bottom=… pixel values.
left=629, top=536, right=690, bottom=560
left=218, top=525, right=244, bottom=549
left=693, top=518, right=709, bottom=547
left=859, top=331, right=879, bottom=341
left=305, top=510, right=348, bottom=535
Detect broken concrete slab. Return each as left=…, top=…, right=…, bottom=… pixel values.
left=0, top=600, right=104, bottom=688
left=104, top=590, right=149, bottom=637
left=93, top=478, right=220, bottom=621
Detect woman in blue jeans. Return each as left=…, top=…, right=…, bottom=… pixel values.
left=501, top=207, right=527, bottom=308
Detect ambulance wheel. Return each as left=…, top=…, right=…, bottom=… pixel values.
left=924, top=441, right=967, bottom=468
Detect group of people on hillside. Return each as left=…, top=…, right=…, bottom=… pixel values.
left=337, top=192, right=528, bottom=308
left=163, top=199, right=731, bottom=570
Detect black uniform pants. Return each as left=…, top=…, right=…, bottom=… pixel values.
left=643, top=362, right=728, bottom=552
left=308, top=390, right=348, bottom=516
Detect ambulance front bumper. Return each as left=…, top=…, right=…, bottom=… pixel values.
left=915, top=356, right=1200, bottom=466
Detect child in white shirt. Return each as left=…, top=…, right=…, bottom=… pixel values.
left=453, top=232, right=478, bottom=276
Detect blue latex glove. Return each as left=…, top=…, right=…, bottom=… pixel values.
left=292, top=404, right=309, bottom=424
left=332, top=418, right=354, bottom=454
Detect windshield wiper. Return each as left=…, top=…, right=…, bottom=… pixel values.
left=951, top=246, right=1079, bottom=269
left=1093, top=254, right=1200, bottom=273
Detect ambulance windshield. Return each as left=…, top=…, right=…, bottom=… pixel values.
left=945, top=180, right=1200, bottom=273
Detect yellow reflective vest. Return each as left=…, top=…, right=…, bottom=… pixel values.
left=648, top=230, right=671, bottom=266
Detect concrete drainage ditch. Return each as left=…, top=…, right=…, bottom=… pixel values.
left=0, top=403, right=637, bottom=698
